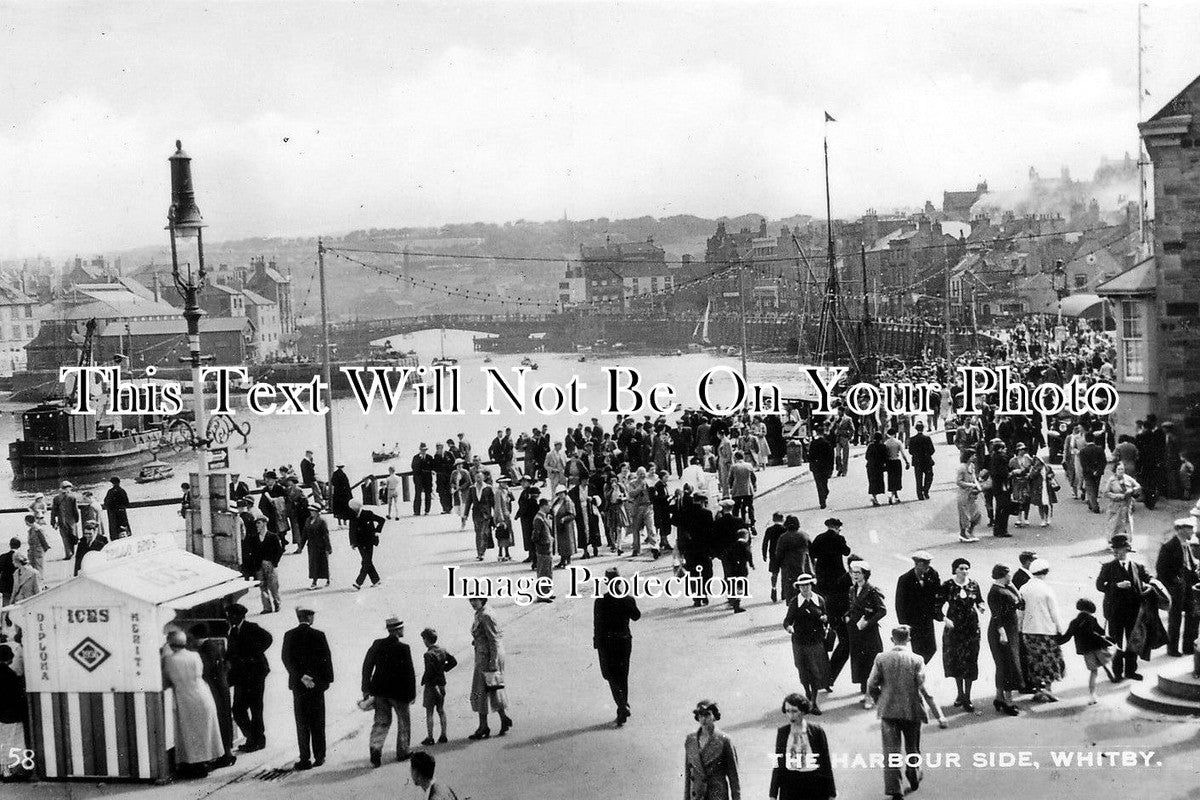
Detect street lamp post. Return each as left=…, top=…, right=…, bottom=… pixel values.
left=1052, top=259, right=1068, bottom=339
left=166, top=140, right=213, bottom=561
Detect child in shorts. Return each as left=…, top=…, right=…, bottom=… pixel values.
left=420, top=628, right=458, bottom=745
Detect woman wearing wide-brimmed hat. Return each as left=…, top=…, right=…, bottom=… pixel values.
left=783, top=575, right=830, bottom=714
left=845, top=559, right=887, bottom=707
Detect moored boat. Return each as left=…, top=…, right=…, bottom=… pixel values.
left=135, top=460, right=175, bottom=483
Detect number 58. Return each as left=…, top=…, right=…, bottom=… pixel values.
left=7, top=747, right=35, bottom=770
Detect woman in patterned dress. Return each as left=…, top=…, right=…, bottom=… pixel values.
left=939, top=557, right=985, bottom=713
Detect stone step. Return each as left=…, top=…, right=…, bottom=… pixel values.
left=1128, top=682, right=1200, bottom=715
left=1158, top=672, right=1200, bottom=701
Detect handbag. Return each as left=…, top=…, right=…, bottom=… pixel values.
left=482, top=670, right=505, bottom=691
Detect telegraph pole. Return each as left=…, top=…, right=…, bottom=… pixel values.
left=318, top=239, right=336, bottom=478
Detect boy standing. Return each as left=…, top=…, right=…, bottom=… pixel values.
left=420, top=628, right=457, bottom=745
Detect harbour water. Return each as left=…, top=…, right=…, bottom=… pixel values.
left=0, top=328, right=809, bottom=508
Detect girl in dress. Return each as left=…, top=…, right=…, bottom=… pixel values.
left=1056, top=598, right=1115, bottom=704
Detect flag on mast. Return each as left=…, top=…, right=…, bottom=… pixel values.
left=824, top=111, right=836, bottom=122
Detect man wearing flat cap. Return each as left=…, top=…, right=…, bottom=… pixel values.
left=282, top=604, right=333, bottom=770
left=361, top=616, right=417, bottom=767
left=1156, top=519, right=1200, bottom=657
left=895, top=552, right=942, bottom=664
left=593, top=567, right=641, bottom=726
left=1096, top=533, right=1152, bottom=681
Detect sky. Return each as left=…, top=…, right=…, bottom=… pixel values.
left=2, top=0, right=1200, bottom=260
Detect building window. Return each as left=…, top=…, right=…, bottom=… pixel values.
left=1073, top=274, right=1088, bottom=289
left=1120, top=300, right=1145, bottom=383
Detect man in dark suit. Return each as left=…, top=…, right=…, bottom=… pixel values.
left=225, top=603, right=273, bottom=752
left=1096, top=533, right=1152, bottom=681
left=988, top=440, right=1012, bottom=537
left=1078, top=434, right=1107, bottom=513
left=300, top=450, right=317, bottom=487
left=361, top=616, right=416, bottom=767
left=410, top=443, right=435, bottom=516
left=259, top=472, right=286, bottom=543
left=103, top=476, right=132, bottom=538
left=431, top=442, right=455, bottom=514
left=1012, top=550, right=1037, bottom=590
left=894, top=552, right=942, bottom=663
left=593, top=567, right=641, bottom=726
left=1156, top=519, right=1200, bottom=657
left=488, top=430, right=513, bottom=478
left=281, top=603, right=334, bottom=770
left=330, top=464, right=352, bottom=523
left=0, top=537, right=19, bottom=610
left=907, top=422, right=936, bottom=501
left=349, top=498, right=386, bottom=590
left=72, top=520, right=108, bottom=576
left=807, top=424, right=835, bottom=509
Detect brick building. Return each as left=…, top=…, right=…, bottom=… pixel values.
left=1134, top=74, right=1200, bottom=458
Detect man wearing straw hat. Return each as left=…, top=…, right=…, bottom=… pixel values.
left=1156, top=518, right=1200, bottom=658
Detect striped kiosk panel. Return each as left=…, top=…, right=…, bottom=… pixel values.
left=27, top=692, right=168, bottom=781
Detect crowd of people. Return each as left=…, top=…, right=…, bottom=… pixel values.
left=2, top=321, right=1199, bottom=794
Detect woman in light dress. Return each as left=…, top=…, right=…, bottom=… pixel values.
left=1102, top=461, right=1140, bottom=541
left=954, top=450, right=982, bottom=543
left=467, top=599, right=513, bottom=741
left=161, top=630, right=223, bottom=778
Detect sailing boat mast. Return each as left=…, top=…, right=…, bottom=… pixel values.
left=318, top=239, right=336, bottom=478
left=1136, top=3, right=1149, bottom=250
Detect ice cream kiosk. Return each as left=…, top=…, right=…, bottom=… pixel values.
left=5, top=533, right=250, bottom=782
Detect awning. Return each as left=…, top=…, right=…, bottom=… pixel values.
left=162, top=580, right=255, bottom=610
left=1057, top=294, right=1105, bottom=318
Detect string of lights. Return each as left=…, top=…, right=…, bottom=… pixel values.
left=323, top=219, right=1134, bottom=313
